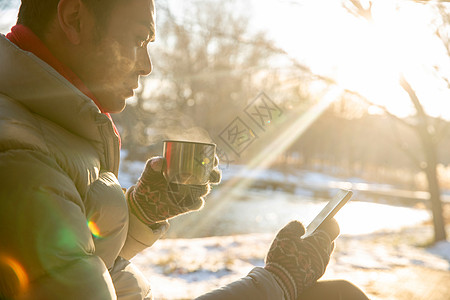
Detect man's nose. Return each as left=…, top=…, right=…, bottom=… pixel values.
left=136, top=47, right=152, bottom=76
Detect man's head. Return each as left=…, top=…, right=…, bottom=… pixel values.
left=16, top=0, right=155, bottom=113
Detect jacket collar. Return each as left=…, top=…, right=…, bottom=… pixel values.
left=0, top=34, right=114, bottom=143
left=6, top=25, right=104, bottom=110
left=0, top=34, right=121, bottom=174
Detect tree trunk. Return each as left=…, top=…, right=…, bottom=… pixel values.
left=399, top=76, right=447, bottom=242
left=420, top=129, right=447, bottom=242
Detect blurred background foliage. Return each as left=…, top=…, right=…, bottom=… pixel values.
left=112, top=0, right=450, bottom=186
left=113, top=0, right=312, bottom=159
left=112, top=0, right=450, bottom=241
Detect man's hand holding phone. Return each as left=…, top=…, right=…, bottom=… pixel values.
left=264, top=219, right=339, bottom=300
left=263, top=190, right=352, bottom=300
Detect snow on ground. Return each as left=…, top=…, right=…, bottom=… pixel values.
left=131, top=234, right=271, bottom=299
left=119, top=156, right=450, bottom=299
left=428, top=240, right=450, bottom=262
left=131, top=227, right=450, bottom=300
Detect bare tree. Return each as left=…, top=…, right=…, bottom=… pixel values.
left=114, top=0, right=292, bottom=161
left=151, top=0, right=280, bottom=129
left=399, top=76, right=447, bottom=242
left=117, top=0, right=288, bottom=141
left=343, top=0, right=448, bottom=242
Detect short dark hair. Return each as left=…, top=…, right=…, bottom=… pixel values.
left=17, top=0, right=119, bottom=39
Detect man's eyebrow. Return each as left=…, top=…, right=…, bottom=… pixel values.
left=138, top=19, right=156, bottom=42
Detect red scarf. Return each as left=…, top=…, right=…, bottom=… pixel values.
left=6, top=24, right=121, bottom=147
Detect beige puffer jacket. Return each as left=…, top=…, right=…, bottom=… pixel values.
left=0, top=35, right=166, bottom=299
left=0, top=34, right=285, bottom=300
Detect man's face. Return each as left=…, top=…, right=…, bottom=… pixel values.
left=77, top=0, right=155, bottom=113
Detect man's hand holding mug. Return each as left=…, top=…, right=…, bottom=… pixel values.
left=126, top=140, right=222, bottom=225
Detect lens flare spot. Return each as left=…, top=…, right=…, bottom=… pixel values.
left=0, top=255, right=29, bottom=296
left=87, top=221, right=101, bottom=238
left=202, top=158, right=210, bottom=165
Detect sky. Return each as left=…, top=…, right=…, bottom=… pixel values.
left=247, top=0, right=450, bottom=119
left=1, top=0, right=449, bottom=119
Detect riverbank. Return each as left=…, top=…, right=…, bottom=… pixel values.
left=131, top=223, right=450, bottom=300
left=121, top=158, right=450, bottom=299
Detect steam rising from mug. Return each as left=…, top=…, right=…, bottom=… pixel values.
left=163, top=140, right=216, bottom=185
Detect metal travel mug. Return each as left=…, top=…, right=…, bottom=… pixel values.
left=163, top=140, right=216, bottom=185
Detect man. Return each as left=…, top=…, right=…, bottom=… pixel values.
left=0, top=0, right=369, bottom=299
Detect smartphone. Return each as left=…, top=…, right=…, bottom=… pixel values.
left=303, top=189, right=353, bottom=238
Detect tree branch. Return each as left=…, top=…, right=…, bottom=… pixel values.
left=399, top=74, right=434, bottom=139
left=343, top=89, right=416, bottom=129
left=343, top=0, right=373, bottom=21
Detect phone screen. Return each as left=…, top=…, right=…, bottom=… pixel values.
left=303, top=189, right=353, bottom=238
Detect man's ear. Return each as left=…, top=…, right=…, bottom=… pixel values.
left=57, top=0, right=89, bottom=45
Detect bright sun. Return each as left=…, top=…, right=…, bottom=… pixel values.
left=261, top=0, right=450, bottom=119
left=333, top=1, right=449, bottom=119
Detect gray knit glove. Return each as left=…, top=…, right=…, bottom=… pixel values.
left=127, top=156, right=221, bottom=225
left=264, top=219, right=339, bottom=300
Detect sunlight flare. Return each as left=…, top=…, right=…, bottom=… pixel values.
left=0, top=254, right=29, bottom=296
left=333, top=2, right=447, bottom=118
left=172, top=87, right=343, bottom=237
left=88, top=220, right=102, bottom=239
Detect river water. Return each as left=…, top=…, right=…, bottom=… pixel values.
left=118, top=158, right=431, bottom=238
left=166, top=189, right=431, bottom=238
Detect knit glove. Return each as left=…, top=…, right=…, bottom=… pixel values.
left=264, top=219, right=339, bottom=300
left=127, top=156, right=221, bottom=225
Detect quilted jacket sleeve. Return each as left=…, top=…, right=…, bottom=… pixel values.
left=195, top=267, right=286, bottom=300
left=119, top=188, right=170, bottom=261
left=119, top=214, right=169, bottom=261
left=0, top=149, right=116, bottom=299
